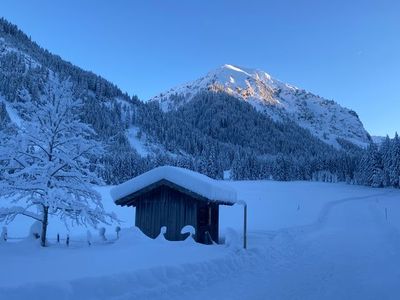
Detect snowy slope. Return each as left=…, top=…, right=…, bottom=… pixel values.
left=151, top=64, right=371, bottom=147
left=126, top=126, right=151, bottom=157
left=1, top=181, right=400, bottom=299
left=126, top=126, right=176, bottom=158
left=372, top=135, right=386, bottom=145
left=0, top=36, right=41, bottom=70
left=0, top=96, right=23, bottom=127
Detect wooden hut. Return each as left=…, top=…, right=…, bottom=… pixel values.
left=111, top=166, right=238, bottom=244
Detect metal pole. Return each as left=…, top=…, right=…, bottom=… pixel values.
left=243, top=204, right=247, bottom=249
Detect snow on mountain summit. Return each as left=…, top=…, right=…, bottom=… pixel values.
left=150, top=64, right=371, bottom=148
left=151, top=64, right=285, bottom=109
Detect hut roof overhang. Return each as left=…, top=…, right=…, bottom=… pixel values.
left=111, top=166, right=237, bottom=206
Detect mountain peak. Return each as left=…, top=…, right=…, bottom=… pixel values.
left=210, top=64, right=276, bottom=87
left=220, top=64, right=273, bottom=81
left=150, top=64, right=285, bottom=109
left=221, top=64, right=246, bottom=72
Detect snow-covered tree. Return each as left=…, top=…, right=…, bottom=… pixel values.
left=0, top=79, right=117, bottom=247
left=355, top=143, right=384, bottom=187
left=390, top=133, right=400, bottom=187
left=369, top=143, right=384, bottom=187
left=380, top=136, right=392, bottom=186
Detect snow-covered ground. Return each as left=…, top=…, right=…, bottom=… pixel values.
left=1, top=181, right=400, bottom=299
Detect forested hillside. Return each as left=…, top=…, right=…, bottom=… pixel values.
left=0, top=18, right=399, bottom=189
left=135, top=92, right=364, bottom=181
left=0, top=18, right=144, bottom=183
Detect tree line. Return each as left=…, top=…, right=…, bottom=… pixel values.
left=354, top=135, right=400, bottom=188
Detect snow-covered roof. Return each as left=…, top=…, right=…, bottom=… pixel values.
left=110, top=166, right=237, bottom=204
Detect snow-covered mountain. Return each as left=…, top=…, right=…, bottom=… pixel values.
left=151, top=64, right=371, bottom=148
left=0, top=18, right=375, bottom=184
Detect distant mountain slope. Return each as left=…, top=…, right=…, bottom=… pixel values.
left=135, top=91, right=365, bottom=181
left=0, top=18, right=369, bottom=184
left=150, top=64, right=371, bottom=148
left=0, top=18, right=139, bottom=126
left=0, top=18, right=148, bottom=183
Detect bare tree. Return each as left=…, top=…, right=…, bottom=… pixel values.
left=0, top=78, right=117, bottom=246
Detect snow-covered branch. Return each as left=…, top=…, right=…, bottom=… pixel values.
left=0, top=78, right=115, bottom=246
left=0, top=206, right=43, bottom=223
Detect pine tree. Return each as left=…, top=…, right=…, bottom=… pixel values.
left=380, top=136, right=392, bottom=186
left=356, top=143, right=384, bottom=187
left=390, top=133, right=400, bottom=187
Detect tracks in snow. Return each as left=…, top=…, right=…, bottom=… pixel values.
left=256, top=190, right=396, bottom=241
left=2, top=190, right=398, bottom=300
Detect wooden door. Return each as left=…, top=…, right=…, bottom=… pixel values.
left=197, top=204, right=212, bottom=244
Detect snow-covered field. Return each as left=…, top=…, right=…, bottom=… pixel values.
left=1, top=181, right=400, bottom=299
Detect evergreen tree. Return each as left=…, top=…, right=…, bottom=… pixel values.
left=390, top=133, right=400, bottom=187
left=380, top=136, right=392, bottom=186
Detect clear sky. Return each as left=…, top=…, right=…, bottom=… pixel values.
left=1, top=0, right=399, bottom=136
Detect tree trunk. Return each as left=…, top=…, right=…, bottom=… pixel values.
left=41, top=206, right=49, bottom=247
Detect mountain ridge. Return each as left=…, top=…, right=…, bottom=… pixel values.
left=150, top=64, right=371, bottom=148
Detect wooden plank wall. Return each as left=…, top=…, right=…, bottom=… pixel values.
left=135, top=185, right=198, bottom=241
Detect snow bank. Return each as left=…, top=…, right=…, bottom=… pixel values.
left=0, top=226, right=244, bottom=290
left=0, top=245, right=254, bottom=300
left=111, top=166, right=237, bottom=204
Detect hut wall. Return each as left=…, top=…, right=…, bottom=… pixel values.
left=135, top=185, right=198, bottom=241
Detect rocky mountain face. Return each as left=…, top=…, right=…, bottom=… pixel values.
left=151, top=64, right=371, bottom=148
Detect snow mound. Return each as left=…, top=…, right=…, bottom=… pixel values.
left=111, top=166, right=237, bottom=204
left=116, top=227, right=150, bottom=245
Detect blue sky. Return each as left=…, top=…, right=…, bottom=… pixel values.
left=1, top=0, right=399, bottom=136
